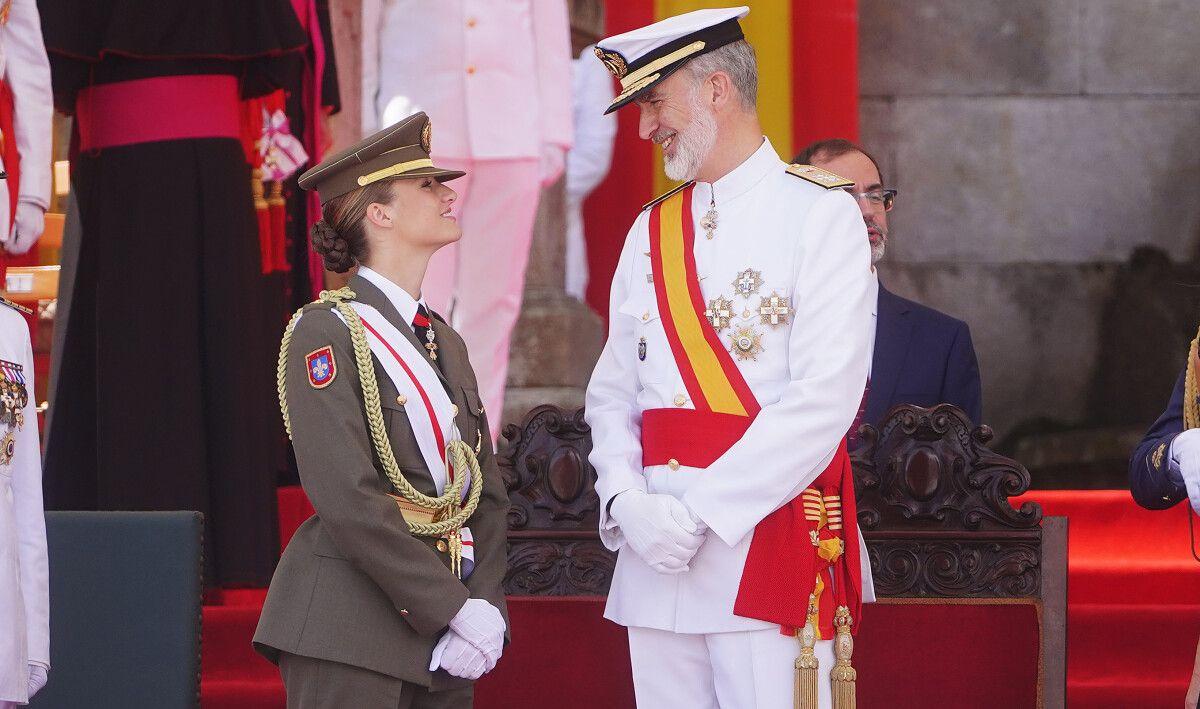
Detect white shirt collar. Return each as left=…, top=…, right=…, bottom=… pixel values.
left=697, top=137, right=783, bottom=204
left=358, top=266, right=425, bottom=328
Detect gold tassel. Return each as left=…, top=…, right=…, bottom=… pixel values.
left=831, top=606, right=857, bottom=709
left=795, top=595, right=820, bottom=709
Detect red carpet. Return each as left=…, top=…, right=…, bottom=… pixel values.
left=199, top=488, right=1200, bottom=707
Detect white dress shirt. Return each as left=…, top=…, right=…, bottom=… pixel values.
left=358, top=266, right=428, bottom=330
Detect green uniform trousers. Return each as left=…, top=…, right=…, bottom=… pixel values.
left=279, top=652, right=473, bottom=709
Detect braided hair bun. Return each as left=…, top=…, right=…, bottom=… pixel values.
left=310, top=220, right=355, bottom=273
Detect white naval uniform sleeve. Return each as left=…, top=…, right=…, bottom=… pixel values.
left=683, top=190, right=873, bottom=548
left=531, top=0, right=573, bottom=152
left=585, top=215, right=648, bottom=551
left=11, top=320, right=49, bottom=669
left=3, top=0, right=53, bottom=210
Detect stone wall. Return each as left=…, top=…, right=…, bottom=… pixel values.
left=858, top=0, right=1200, bottom=446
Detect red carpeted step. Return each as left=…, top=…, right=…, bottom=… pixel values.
left=1069, top=678, right=1190, bottom=709
left=1069, top=604, right=1200, bottom=682
left=201, top=605, right=277, bottom=681
left=200, top=679, right=284, bottom=709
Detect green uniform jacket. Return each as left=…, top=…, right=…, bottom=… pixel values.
left=253, top=274, right=510, bottom=690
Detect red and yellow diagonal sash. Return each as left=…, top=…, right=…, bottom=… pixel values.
left=648, top=183, right=760, bottom=418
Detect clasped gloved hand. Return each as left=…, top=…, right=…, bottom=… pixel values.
left=610, top=489, right=706, bottom=574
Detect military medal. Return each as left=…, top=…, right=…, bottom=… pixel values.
left=732, top=268, right=763, bottom=299
left=700, top=192, right=718, bottom=240
left=730, top=326, right=764, bottom=360
left=0, top=359, right=27, bottom=465
left=759, top=291, right=792, bottom=328
left=705, top=295, right=733, bottom=332
left=424, top=328, right=438, bottom=361
left=0, top=431, right=12, bottom=465
left=638, top=337, right=647, bottom=361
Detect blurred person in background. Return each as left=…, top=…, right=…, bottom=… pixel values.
left=798, top=139, right=982, bottom=443
left=363, top=0, right=573, bottom=437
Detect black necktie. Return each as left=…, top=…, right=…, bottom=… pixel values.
left=412, top=304, right=439, bottom=364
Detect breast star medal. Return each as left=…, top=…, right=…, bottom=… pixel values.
left=732, top=268, right=763, bottom=299
left=730, top=326, right=764, bottom=361
left=700, top=193, right=719, bottom=240
left=705, top=296, right=734, bottom=332
left=759, top=291, right=792, bottom=328
left=0, top=359, right=27, bottom=465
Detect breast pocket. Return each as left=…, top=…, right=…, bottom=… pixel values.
left=379, top=394, right=431, bottom=472
left=616, top=295, right=667, bottom=383
left=459, top=386, right=486, bottom=451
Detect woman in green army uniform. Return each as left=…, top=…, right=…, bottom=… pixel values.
left=253, top=112, right=510, bottom=709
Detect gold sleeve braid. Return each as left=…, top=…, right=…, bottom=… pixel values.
left=277, top=288, right=483, bottom=540
left=1187, top=327, right=1200, bottom=432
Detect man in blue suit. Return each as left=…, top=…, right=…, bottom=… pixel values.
left=796, top=140, right=983, bottom=440
left=1130, top=368, right=1197, bottom=510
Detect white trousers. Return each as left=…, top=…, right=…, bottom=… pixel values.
left=421, top=158, right=541, bottom=439
left=627, top=626, right=835, bottom=709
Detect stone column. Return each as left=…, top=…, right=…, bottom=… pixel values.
left=501, top=178, right=604, bottom=430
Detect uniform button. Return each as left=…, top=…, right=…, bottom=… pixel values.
left=466, top=16, right=477, bottom=27
left=673, top=394, right=686, bottom=407
left=436, top=539, right=449, bottom=553
left=451, top=404, right=460, bottom=416
left=668, top=458, right=681, bottom=471
left=396, top=394, right=408, bottom=406
left=642, top=312, right=650, bottom=321
left=466, top=65, right=476, bottom=75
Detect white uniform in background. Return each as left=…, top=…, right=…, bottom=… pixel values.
left=564, top=45, right=616, bottom=302
left=585, top=140, right=875, bottom=708
left=0, top=301, right=49, bottom=707
left=0, top=0, right=52, bottom=255
left=363, top=0, right=574, bottom=436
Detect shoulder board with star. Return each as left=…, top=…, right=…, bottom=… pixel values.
left=641, top=181, right=695, bottom=212
left=0, top=296, right=31, bottom=315
left=786, top=164, right=854, bottom=189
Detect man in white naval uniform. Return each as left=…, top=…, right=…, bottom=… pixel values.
left=585, top=7, right=874, bottom=708
left=362, top=0, right=573, bottom=437
left=0, top=298, right=49, bottom=707
left=0, top=0, right=52, bottom=259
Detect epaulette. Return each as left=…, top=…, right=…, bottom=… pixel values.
left=0, top=296, right=32, bottom=315
left=786, top=164, right=854, bottom=189
left=641, top=181, right=694, bottom=212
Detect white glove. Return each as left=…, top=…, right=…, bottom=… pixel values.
left=27, top=662, right=48, bottom=698
left=429, top=631, right=490, bottom=680
left=3, top=200, right=45, bottom=255
left=447, top=598, right=505, bottom=668
left=539, top=143, right=566, bottom=187
left=609, top=490, right=705, bottom=574
left=1171, top=429, right=1200, bottom=515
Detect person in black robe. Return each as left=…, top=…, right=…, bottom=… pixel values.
left=39, top=0, right=309, bottom=587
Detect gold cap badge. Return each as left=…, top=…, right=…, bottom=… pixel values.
left=594, top=46, right=629, bottom=79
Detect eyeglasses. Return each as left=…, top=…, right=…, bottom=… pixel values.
left=842, top=187, right=897, bottom=212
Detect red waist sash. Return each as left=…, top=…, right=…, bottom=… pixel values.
left=76, top=75, right=241, bottom=151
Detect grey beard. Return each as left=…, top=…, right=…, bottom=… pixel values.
left=663, top=89, right=718, bottom=181
left=871, top=239, right=887, bottom=264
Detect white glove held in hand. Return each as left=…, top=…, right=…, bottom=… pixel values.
left=610, top=490, right=705, bottom=574
left=429, top=631, right=490, bottom=680
left=27, top=662, right=48, bottom=698
left=448, top=598, right=506, bottom=668
left=3, top=201, right=45, bottom=255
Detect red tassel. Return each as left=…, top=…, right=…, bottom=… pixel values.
left=268, top=181, right=289, bottom=272
left=252, top=169, right=272, bottom=275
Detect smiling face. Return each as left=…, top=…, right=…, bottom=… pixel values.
left=812, top=149, right=890, bottom=263
left=635, top=69, right=719, bottom=182
left=370, top=176, right=461, bottom=253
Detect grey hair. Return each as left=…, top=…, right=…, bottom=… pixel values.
left=684, top=39, right=758, bottom=109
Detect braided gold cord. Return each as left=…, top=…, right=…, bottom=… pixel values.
left=276, top=288, right=484, bottom=538
left=1186, top=327, right=1200, bottom=431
